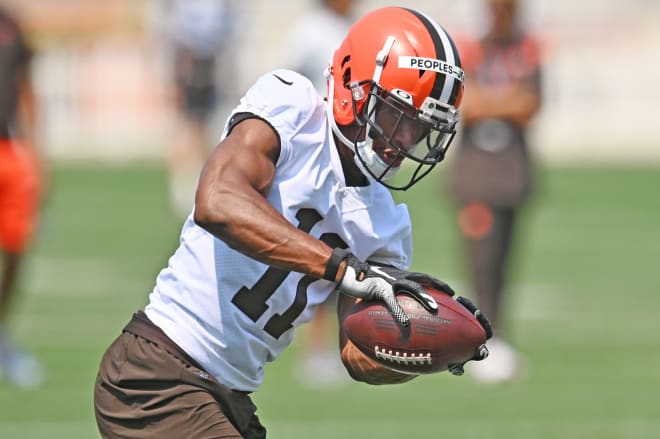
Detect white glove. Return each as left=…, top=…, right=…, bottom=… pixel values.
left=324, top=248, right=447, bottom=327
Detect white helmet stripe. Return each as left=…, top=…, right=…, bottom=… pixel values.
left=417, top=10, right=460, bottom=103
left=404, top=9, right=462, bottom=106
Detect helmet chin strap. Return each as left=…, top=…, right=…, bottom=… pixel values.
left=325, top=75, right=397, bottom=182
left=325, top=37, right=399, bottom=182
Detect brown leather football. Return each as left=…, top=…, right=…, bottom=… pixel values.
left=342, top=287, right=488, bottom=375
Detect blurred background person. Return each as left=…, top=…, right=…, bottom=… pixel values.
left=0, top=3, right=47, bottom=389
left=283, top=0, right=357, bottom=96
left=281, top=0, right=358, bottom=388
left=152, top=0, right=237, bottom=218
left=448, top=0, right=543, bottom=384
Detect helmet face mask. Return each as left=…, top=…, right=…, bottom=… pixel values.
left=326, top=7, right=464, bottom=190
left=350, top=81, right=459, bottom=189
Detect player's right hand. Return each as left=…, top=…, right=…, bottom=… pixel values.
left=323, top=248, right=438, bottom=327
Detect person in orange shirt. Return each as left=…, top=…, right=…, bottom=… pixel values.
left=0, top=5, right=47, bottom=389
left=449, top=0, right=543, bottom=383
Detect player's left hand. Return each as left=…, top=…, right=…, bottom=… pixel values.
left=446, top=296, right=493, bottom=376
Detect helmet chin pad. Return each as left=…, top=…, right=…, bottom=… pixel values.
left=354, top=131, right=399, bottom=182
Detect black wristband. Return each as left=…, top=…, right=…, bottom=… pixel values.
left=323, top=248, right=351, bottom=281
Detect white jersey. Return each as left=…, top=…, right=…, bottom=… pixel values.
left=145, top=69, right=413, bottom=392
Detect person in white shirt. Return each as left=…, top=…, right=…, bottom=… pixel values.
left=94, top=7, right=488, bottom=438
left=284, top=0, right=358, bottom=95
left=154, top=0, right=238, bottom=218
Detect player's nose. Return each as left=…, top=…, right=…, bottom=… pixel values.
left=393, top=121, right=419, bottom=150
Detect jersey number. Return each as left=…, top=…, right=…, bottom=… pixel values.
left=231, top=208, right=347, bottom=339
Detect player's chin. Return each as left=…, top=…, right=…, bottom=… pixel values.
left=378, top=152, right=403, bottom=169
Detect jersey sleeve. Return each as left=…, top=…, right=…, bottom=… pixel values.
left=223, top=69, right=322, bottom=167
left=365, top=193, right=413, bottom=270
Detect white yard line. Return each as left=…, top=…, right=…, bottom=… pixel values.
left=23, top=256, right=149, bottom=296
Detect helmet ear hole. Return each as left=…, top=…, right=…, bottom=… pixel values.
left=342, top=67, right=351, bottom=89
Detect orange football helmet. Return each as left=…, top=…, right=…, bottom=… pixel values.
left=326, top=7, right=464, bottom=190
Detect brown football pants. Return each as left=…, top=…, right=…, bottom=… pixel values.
left=94, top=315, right=266, bottom=439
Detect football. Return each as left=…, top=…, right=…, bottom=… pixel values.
left=342, top=287, right=489, bottom=375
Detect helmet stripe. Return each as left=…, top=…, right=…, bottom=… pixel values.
left=404, top=9, right=462, bottom=106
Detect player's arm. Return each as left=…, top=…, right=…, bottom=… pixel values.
left=337, top=294, right=417, bottom=385
left=195, top=111, right=438, bottom=327
left=194, top=116, right=333, bottom=278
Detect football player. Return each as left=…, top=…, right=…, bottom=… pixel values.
left=0, top=5, right=47, bottom=389
left=95, top=7, right=487, bottom=438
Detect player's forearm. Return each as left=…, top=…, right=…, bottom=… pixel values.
left=194, top=185, right=332, bottom=279
left=194, top=115, right=333, bottom=279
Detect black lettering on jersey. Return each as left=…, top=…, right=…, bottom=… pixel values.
left=231, top=208, right=348, bottom=339
left=273, top=73, right=293, bottom=86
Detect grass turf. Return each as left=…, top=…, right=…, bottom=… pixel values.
left=0, top=163, right=657, bottom=438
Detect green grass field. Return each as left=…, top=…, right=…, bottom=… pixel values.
left=0, top=163, right=658, bottom=438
